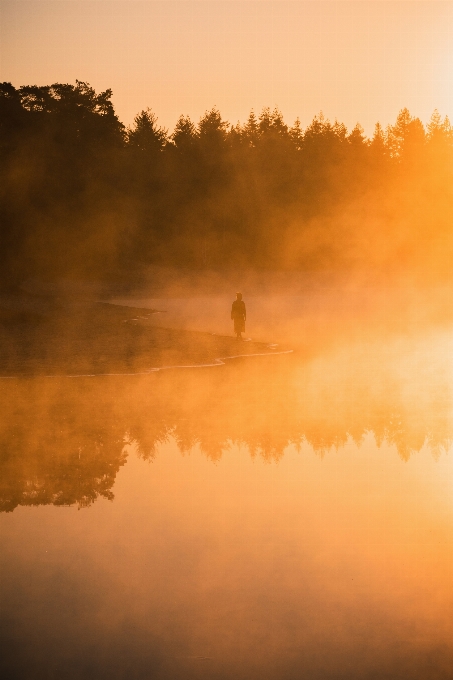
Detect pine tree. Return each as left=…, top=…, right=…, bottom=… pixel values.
left=128, top=108, right=167, bottom=152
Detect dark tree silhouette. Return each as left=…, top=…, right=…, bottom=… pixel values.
left=171, top=114, right=197, bottom=151
left=128, top=108, right=167, bottom=152
left=1, top=80, right=453, bottom=285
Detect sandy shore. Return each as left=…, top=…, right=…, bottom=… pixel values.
left=0, top=296, right=287, bottom=376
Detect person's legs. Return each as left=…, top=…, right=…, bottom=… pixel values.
left=234, top=318, right=244, bottom=339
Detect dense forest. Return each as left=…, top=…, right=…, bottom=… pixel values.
left=1, top=80, right=452, bottom=287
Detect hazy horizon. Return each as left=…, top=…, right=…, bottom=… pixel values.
left=2, top=1, right=453, bottom=135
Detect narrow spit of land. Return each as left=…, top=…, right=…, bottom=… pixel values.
left=0, top=294, right=286, bottom=376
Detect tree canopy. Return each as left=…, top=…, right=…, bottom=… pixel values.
left=1, top=80, right=453, bottom=287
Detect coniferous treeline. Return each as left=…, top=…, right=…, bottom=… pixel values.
left=1, top=80, right=453, bottom=286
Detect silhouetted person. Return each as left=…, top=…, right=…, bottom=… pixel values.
left=231, top=292, right=246, bottom=340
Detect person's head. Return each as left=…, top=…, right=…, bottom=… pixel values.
left=236, top=292, right=242, bottom=300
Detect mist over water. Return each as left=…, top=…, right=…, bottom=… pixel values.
left=3, top=5, right=453, bottom=674
left=1, top=287, right=453, bottom=679
left=2, top=29, right=453, bottom=680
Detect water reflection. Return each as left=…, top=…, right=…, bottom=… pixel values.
left=2, top=328, right=453, bottom=680
left=1, top=328, right=452, bottom=512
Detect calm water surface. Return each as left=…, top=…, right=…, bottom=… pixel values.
left=1, top=298, right=453, bottom=679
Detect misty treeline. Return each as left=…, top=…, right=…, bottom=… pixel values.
left=1, top=80, right=452, bottom=286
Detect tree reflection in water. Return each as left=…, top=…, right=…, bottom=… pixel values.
left=1, top=339, right=452, bottom=513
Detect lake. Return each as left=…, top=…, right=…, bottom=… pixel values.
left=1, top=291, right=453, bottom=679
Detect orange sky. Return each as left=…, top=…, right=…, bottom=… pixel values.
left=1, top=1, right=453, bottom=135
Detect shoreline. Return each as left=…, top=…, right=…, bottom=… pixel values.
left=0, top=296, right=292, bottom=377
left=0, top=350, right=294, bottom=379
